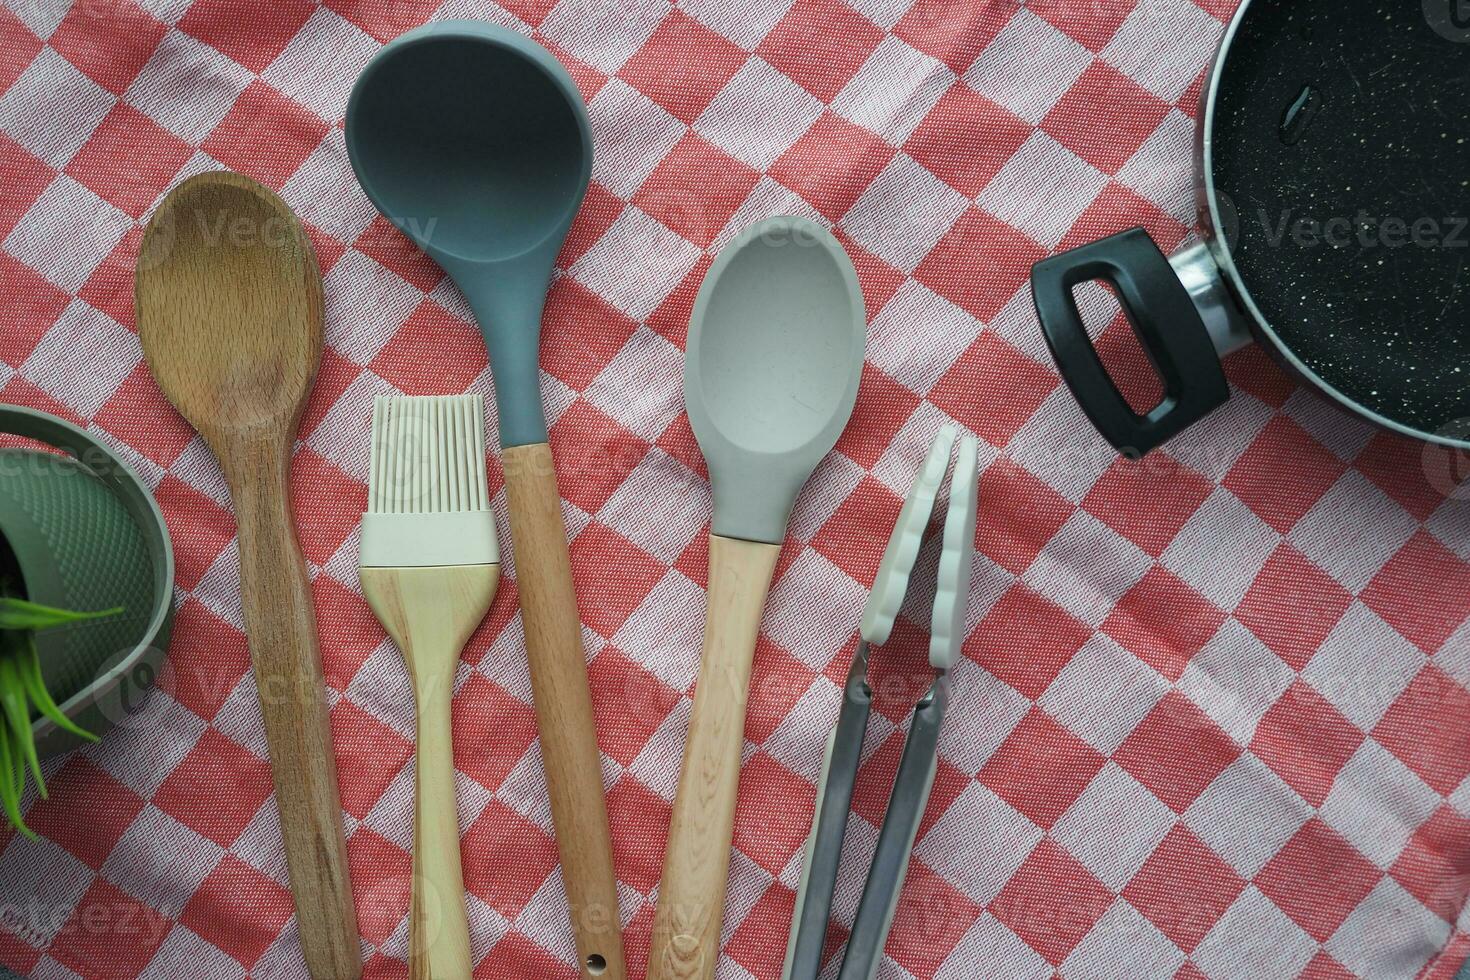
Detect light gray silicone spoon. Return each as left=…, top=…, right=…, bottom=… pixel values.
left=650, top=215, right=866, bottom=980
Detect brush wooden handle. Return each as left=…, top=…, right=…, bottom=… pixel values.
left=227, top=438, right=360, bottom=980
left=361, top=564, right=500, bottom=980
left=502, top=443, right=626, bottom=980
left=651, top=534, right=781, bottom=980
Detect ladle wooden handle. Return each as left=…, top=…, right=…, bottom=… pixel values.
left=227, top=438, right=360, bottom=980
left=651, top=534, right=782, bottom=980
left=502, top=443, right=626, bottom=980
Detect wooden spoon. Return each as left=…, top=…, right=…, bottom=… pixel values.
left=135, top=171, right=361, bottom=980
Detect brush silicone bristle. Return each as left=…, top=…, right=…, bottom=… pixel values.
left=369, top=395, right=490, bottom=514
left=360, top=395, right=498, bottom=568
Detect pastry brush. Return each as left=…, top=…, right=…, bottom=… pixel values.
left=360, top=394, right=499, bottom=980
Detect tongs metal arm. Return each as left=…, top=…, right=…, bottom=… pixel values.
left=838, top=672, right=949, bottom=980
left=783, top=642, right=872, bottom=980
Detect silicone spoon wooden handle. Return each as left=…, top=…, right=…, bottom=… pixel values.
left=231, top=441, right=361, bottom=980
left=361, top=564, right=500, bottom=980
left=503, top=443, right=625, bottom=979
left=650, top=534, right=781, bottom=980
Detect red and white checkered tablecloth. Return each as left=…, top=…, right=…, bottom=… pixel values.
left=2, top=0, right=1470, bottom=977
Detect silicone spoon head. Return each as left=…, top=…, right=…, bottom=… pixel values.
left=684, top=216, right=866, bottom=544
left=345, top=21, right=592, bottom=448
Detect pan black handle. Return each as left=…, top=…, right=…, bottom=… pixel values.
left=1031, top=227, right=1229, bottom=457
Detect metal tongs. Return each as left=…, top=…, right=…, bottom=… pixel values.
left=783, top=424, right=979, bottom=980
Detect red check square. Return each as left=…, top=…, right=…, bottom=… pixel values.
left=202, top=81, right=329, bottom=190
left=606, top=775, right=672, bottom=895
left=835, top=365, right=922, bottom=471
left=633, top=133, right=761, bottom=248
left=94, top=364, right=194, bottom=468
left=733, top=753, right=817, bottom=874
left=49, top=880, right=171, bottom=980
left=883, top=860, right=982, bottom=978
left=589, top=646, right=682, bottom=766
left=727, top=885, right=799, bottom=980
left=346, top=827, right=411, bottom=945
left=65, top=104, right=193, bottom=218
left=153, top=730, right=272, bottom=847
left=770, top=112, right=896, bottom=222
left=1041, top=63, right=1172, bottom=174
left=1236, top=544, right=1353, bottom=671
left=903, top=85, right=1032, bottom=198
left=180, top=0, right=316, bottom=73
left=1122, top=825, right=1244, bottom=953
left=314, top=576, right=386, bottom=692
left=289, top=448, right=367, bottom=567
left=50, top=0, right=166, bottom=94
left=1373, top=666, right=1470, bottom=795
left=1083, top=457, right=1214, bottom=559
left=978, top=458, right=1075, bottom=575
left=1223, top=417, right=1346, bottom=535
left=1254, top=818, right=1381, bottom=942
left=151, top=475, right=237, bottom=591
left=475, top=932, right=577, bottom=980
left=1355, top=432, right=1454, bottom=522
left=542, top=277, right=640, bottom=391
left=180, top=855, right=293, bottom=968
left=1361, top=531, right=1470, bottom=654
left=892, top=2, right=1011, bottom=73
left=23, top=757, right=144, bottom=871
left=325, top=0, right=442, bottom=42
left=1251, top=681, right=1363, bottom=807
left=330, top=699, right=414, bottom=820
left=462, top=799, right=559, bottom=917
left=1114, top=691, right=1239, bottom=813
left=979, top=708, right=1106, bottom=829
left=353, top=216, right=445, bottom=293
left=756, top=0, right=883, bottom=103
left=915, top=208, right=1047, bottom=323
left=452, top=673, right=539, bottom=792
left=990, top=839, right=1113, bottom=964
left=1029, top=0, right=1137, bottom=50
left=0, top=134, right=52, bottom=242
left=1102, top=567, right=1226, bottom=682
left=568, top=522, right=665, bottom=638
left=811, top=475, right=903, bottom=588
left=930, top=331, right=1057, bottom=448
left=550, top=400, right=652, bottom=515
left=163, top=598, right=250, bottom=722
left=967, top=584, right=1091, bottom=699
left=0, top=8, right=41, bottom=95
left=1390, top=805, right=1470, bottom=922
left=0, top=250, right=68, bottom=368
left=618, top=11, right=746, bottom=124
left=369, top=298, right=488, bottom=395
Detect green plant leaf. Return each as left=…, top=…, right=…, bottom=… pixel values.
left=0, top=657, right=43, bottom=799
left=0, top=725, right=34, bottom=841
left=0, top=597, right=122, bottom=632
left=17, top=639, right=96, bottom=743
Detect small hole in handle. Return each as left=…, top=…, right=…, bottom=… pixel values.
left=1070, top=279, right=1165, bottom=415
left=585, top=953, right=607, bottom=975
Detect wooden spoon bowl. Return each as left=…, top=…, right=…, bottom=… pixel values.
left=136, top=171, right=360, bottom=980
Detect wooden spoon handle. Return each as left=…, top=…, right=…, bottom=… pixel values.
left=231, top=441, right=360, bottom=980
left=502, top=443, right=626, bottom=980
left=650, top=534, right=781, bottom=980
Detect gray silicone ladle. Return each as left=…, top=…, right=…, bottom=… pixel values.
left=345, top=22, right=625, bottom=980
left=650, top=215, right=866, bottom=980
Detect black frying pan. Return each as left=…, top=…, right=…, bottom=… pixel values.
left=1032, top=0, right=1470, bottom=457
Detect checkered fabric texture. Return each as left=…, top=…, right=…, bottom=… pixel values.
left=1, top=0, right=1469, bottom=977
